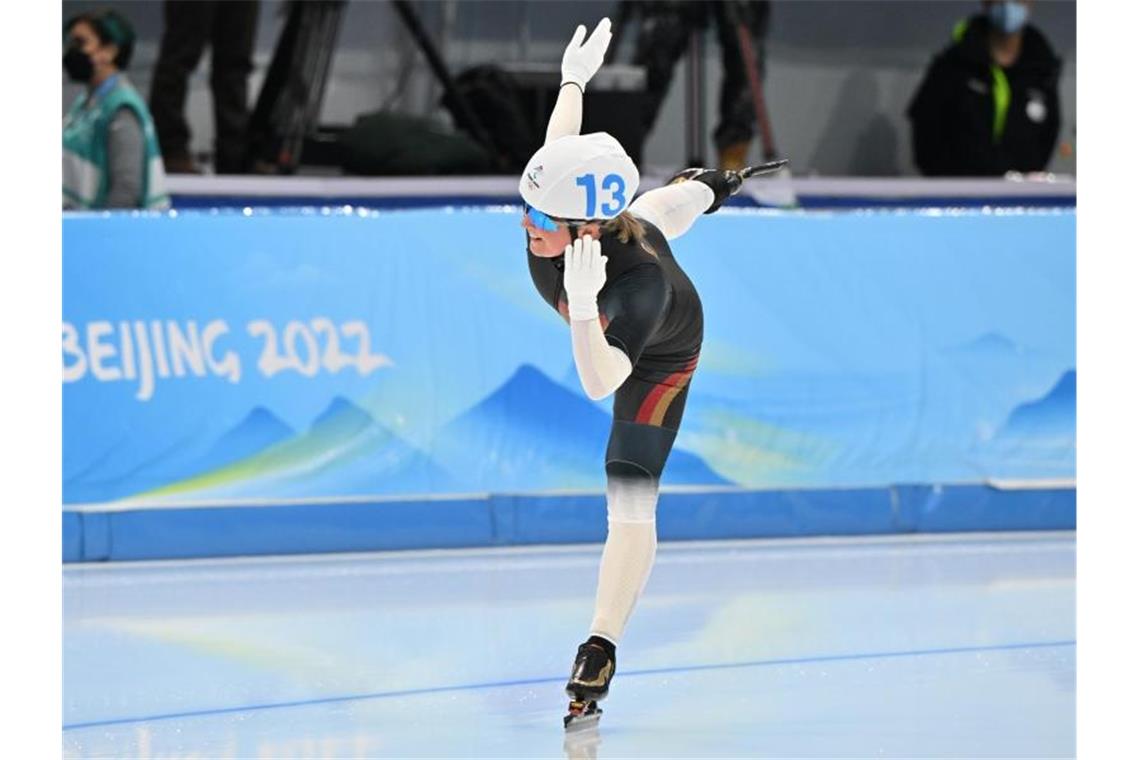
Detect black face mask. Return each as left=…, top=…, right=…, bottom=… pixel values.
left=63, top=46, right=94, bottom=83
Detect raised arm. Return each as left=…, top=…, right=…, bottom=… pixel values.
left=545, top=84, right=583, bottom=145
left=545, top=18, right=612, bottom=145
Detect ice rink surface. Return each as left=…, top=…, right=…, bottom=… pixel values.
left=64, top=532, right=1075, bottom=758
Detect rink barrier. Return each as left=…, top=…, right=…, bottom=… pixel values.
left=165, top=174, right=1077, bottom=211
left=63, top=208, right=1075, bottom=561
left=62, top=483, right=1075, bottom=562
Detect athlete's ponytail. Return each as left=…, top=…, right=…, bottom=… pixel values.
left=600, top=211, right=646, bottom=246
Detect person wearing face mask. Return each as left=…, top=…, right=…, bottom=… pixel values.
left=906, top=0, right=1062, bottom=176
left=63, top=9, right=169, bottom=210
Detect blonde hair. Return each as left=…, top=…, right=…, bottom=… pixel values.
left=600, top=211, right=647, bottom=246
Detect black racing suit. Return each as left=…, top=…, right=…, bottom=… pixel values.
left=528, top=220, right=703, bottom=481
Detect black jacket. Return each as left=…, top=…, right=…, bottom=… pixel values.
left=906, top=16, right=1062, bottom=176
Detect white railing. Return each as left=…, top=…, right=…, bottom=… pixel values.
left=165, top=174, right=1076, bottom=207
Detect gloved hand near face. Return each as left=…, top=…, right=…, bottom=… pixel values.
left=563, top=234, right=609, bottom=321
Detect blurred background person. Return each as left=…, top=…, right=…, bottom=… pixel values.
left=63, top=8, right=169, bottom=210
left=906, top=0, right=1061, bottom=176
left=148, top=0, right=260, bottom=174
left=622, top=0, right=771, bottom=171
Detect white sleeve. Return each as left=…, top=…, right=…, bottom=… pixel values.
left=545, top=84, right=583, bottom=145
left=570, top=317, right=632, bottom=400
left=628, top=182, right=715, bottom=240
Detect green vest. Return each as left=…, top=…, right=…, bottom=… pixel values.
left=63, top=76, right=170, bottom=210
left=952, top=19, right=1012, bottom=144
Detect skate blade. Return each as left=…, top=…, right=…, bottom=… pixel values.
left=563, top=700, right=602, bottom=731
left=738, top=159, right=789, bottom=178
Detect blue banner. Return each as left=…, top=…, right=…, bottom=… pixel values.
left=63, top=208, right=1075, bottom=507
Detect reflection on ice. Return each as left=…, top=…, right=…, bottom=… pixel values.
left=64, top=534, right=1075, bottom=758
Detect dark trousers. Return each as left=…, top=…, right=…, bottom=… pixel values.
left=149, top=0, right=260, bottom=173
left=631, top=0, right=770, bottom=151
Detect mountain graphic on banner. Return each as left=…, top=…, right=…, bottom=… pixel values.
left=948, top=331, right=1027, bottom=357
left=189, top=406, right=296, bottom=475
left=266, top=397, right=458, bottom=496
left=65, top=406, right=297, bottom=503
left=936, top=331, right=1071, bottom=443
left=997, top=369, right=1075, bottom=438
left=430, top=364, right=730, bottom=491
left=980, top=369, right=1075, bottom=480
left=145, top=396, right=455, bottom=499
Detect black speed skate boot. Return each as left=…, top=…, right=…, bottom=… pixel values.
left=666, top=159, right=789, bottom=213
left=563, top=636, right=615, bottom=730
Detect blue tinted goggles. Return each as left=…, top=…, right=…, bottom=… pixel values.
left=523, top=202, right=565, bottom=232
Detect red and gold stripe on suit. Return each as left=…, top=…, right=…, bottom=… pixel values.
left=634, top=355, right=700, bottom=426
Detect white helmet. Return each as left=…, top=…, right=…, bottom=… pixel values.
left=519, top=132, right=639, bottom=221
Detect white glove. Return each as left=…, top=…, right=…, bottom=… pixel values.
left=563, top=234, right=608, bottom=321
left=560, top=18, right=612, bottom=91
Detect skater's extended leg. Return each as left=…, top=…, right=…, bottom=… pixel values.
left=565, top=457, right=658, bottom=706
left=589, top=460, right=660, bottom=645
left=566, top=368, right=694, bottom=708
left=587, top=367, right=697, bottom=650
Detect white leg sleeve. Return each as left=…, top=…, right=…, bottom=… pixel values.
left=588, top=475, right=659, bottom=644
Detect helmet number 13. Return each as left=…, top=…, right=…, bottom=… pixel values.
left=575, top=173, right=627, bottom=218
